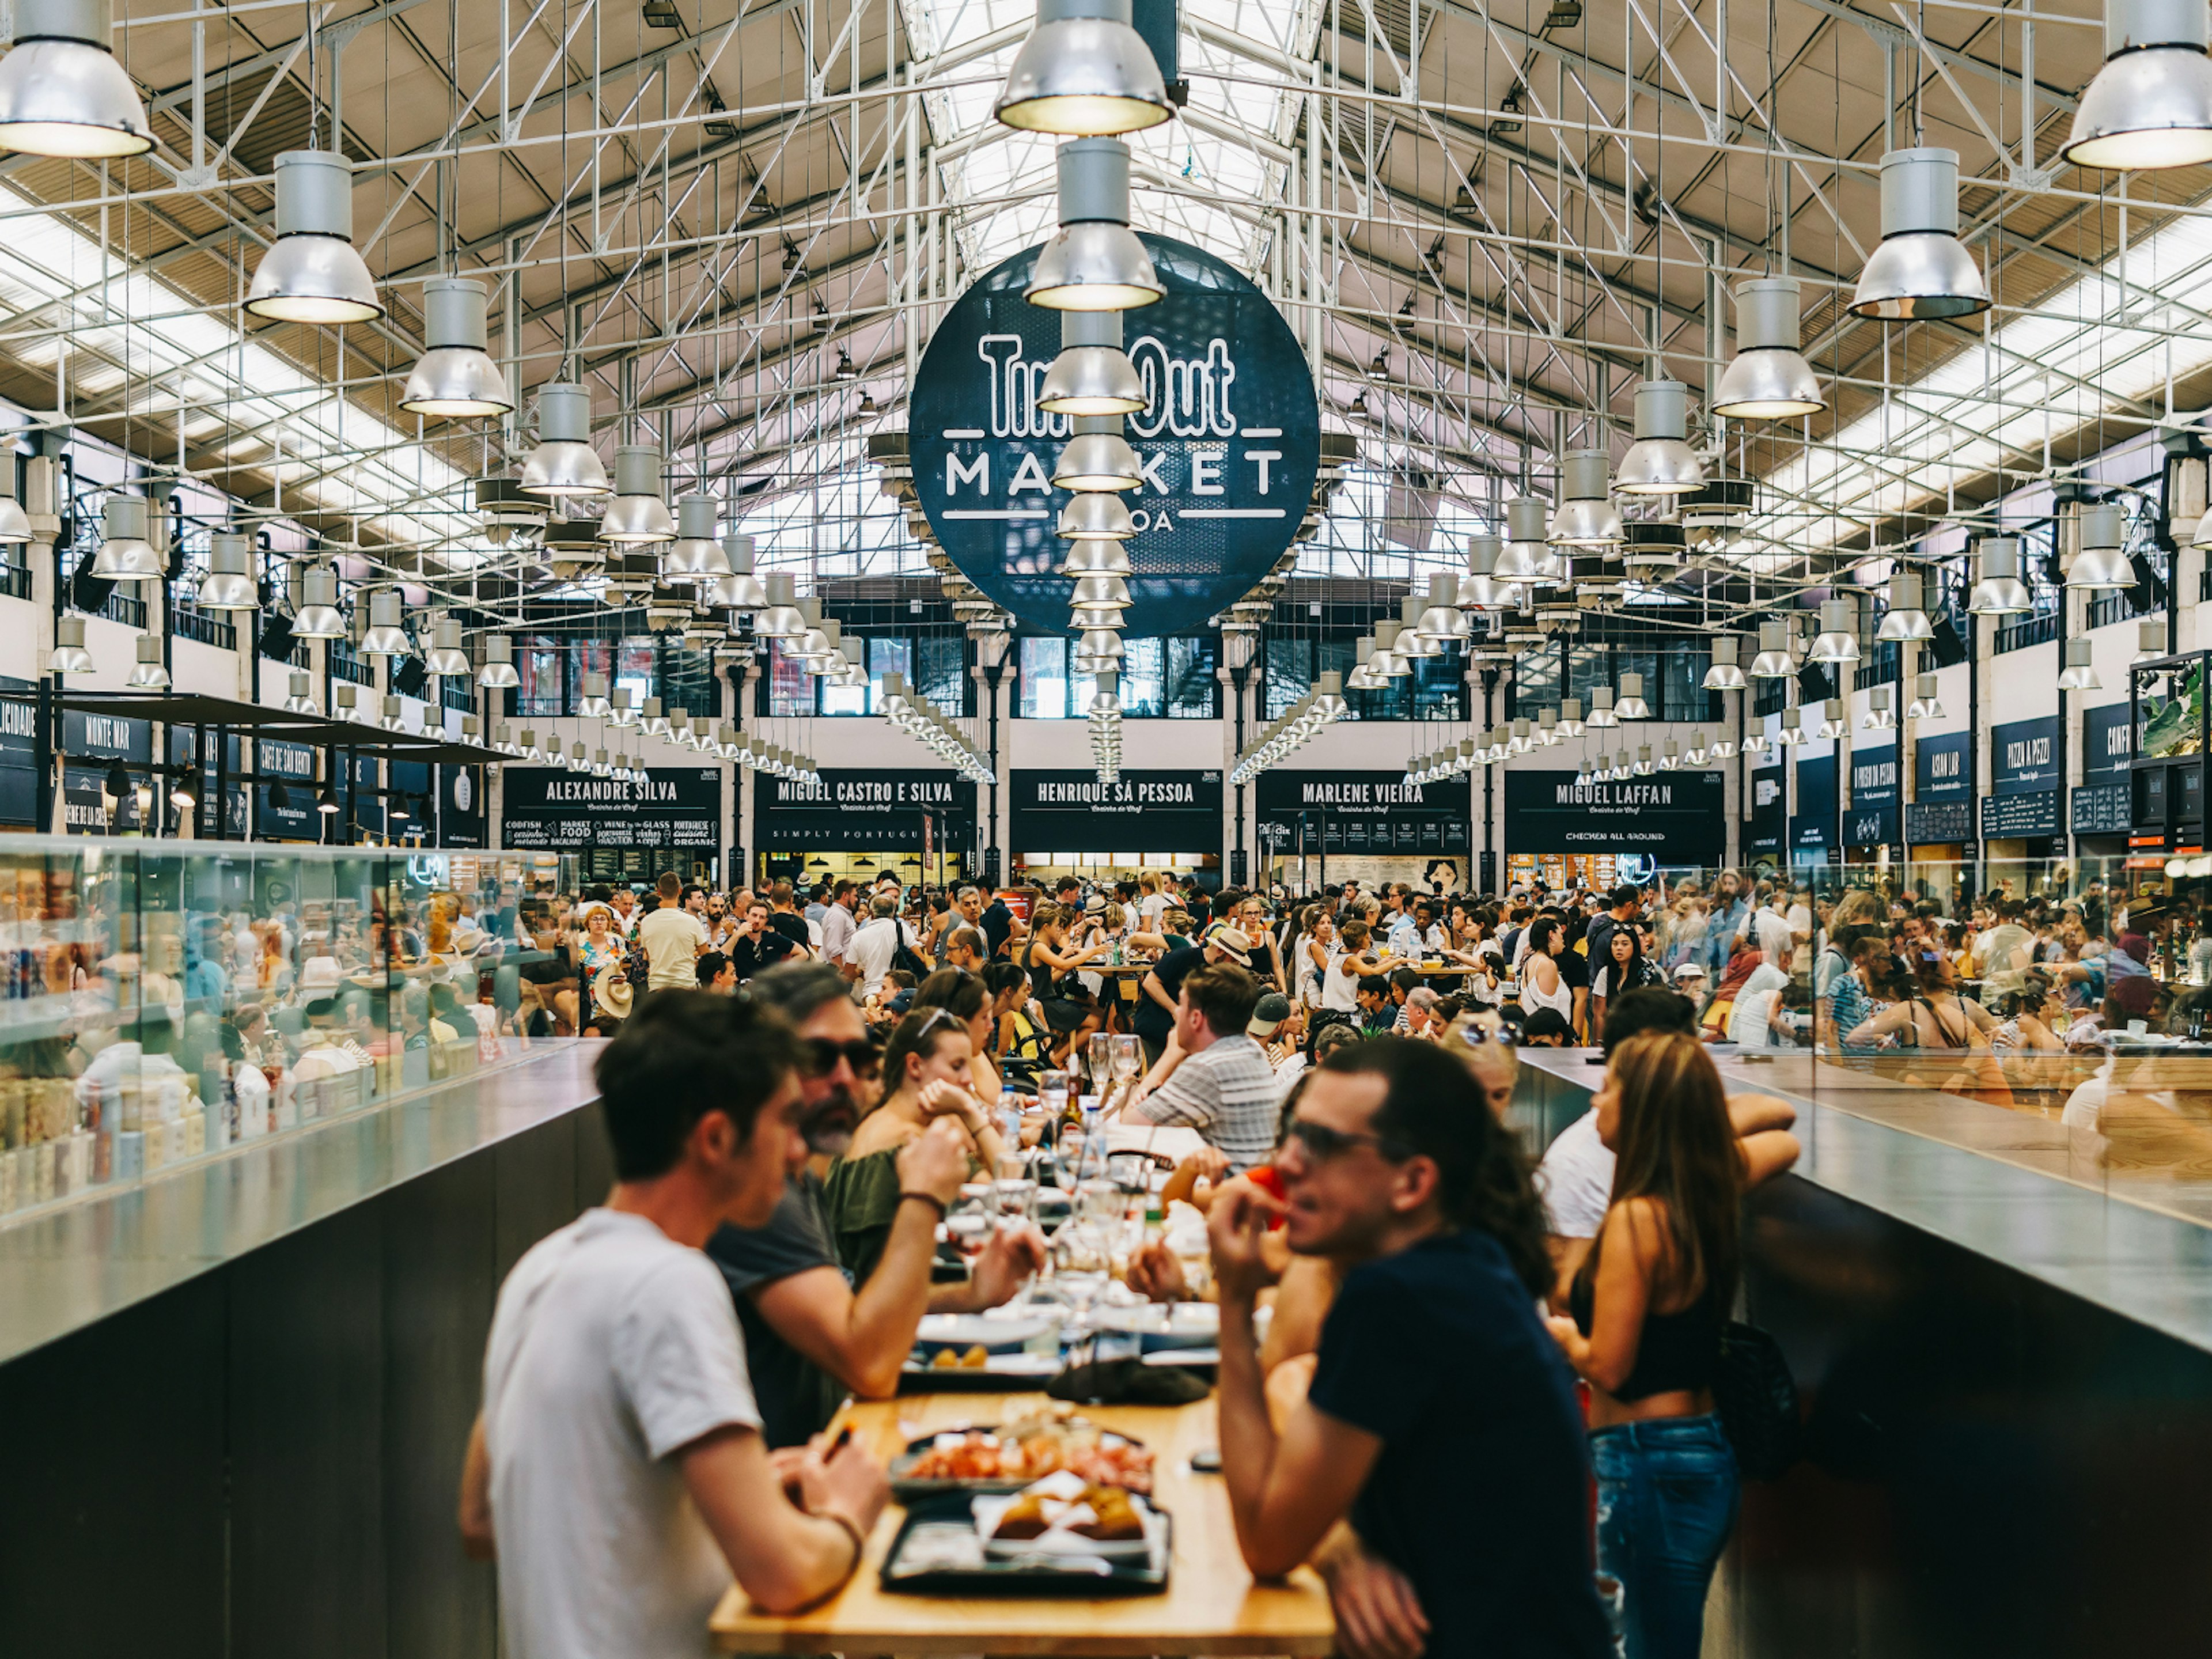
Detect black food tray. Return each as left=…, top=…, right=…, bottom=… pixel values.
left=887, top=1426, right=1147, bottom=1501
left=878, top=1494, right=1171, bottom=1596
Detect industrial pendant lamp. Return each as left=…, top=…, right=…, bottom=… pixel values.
left=1059, top=492, right=1137, bottom=539
left=1368, top=620, right=1409, bottom=678
left=479, top=633, right=520, bottom=688
left=2057, top=639, right=2103, bottom=691
left=424, top=617, right=471, bottom=677
left=1703, top=634, right=1748, bottom=690
left=1749, top=620, right=1796, bottom=677
left=661, top=495, right=730, bottom=580
left=709, top=535, right=767, bottom=609
left=2135, top=616, right=2171, bottom=664
left=1415, top=574, right=1470, bottom=643
left=1559, top=697, right=1585, bottom=737
left=1586, top=685, right=1619, bottom=728
left=1865, top=687, right=1897, bottom=730
left=49, top=613, right=92, bottom=674
left=1966, top=536, right=2033, bottom=613
left=361, top=590, right=411, bottom=656
left=127, top=633, right=169, bottom=690
left=1907, top=673, right=1945, bottom=719
left=90, top=494, right=163, bottom=580
left=282, top=670, right=319, bottom=714
left=601, top=446, right=677, bottom=543
left=1394, top=595, right=1438, bottom=658
left=994, top=0, right=1172, bottom=136
left=1493, top=496, right=1554, bottom=581
left=754, top=573, right=807, bottom=639
left=1711, top=728, right=1738, bottom=758
left=1685, top=731, right=1710, bottom=764
left=1549, top=451, right=1624, bottom=547
left=1063, top=537, right=1132, bottom=575
left=1876, top=571, right=1934, bottom=641
left=2062, top=0, right=2212, bottom=169
left=196, top=531, right=257, bottom=609
left=1071, top=574, right=1133, bottom=612
left=0, top=485, right=28, bottom=544
left=1711, top=278, right=1823, bottom=419
left=1027, top=138, right=1164, bottom=310
left=1053, top=420, right=1143, bottom=491
left=1850, top=149, right=1990, bottom=320
left=246, top=151, right=383, bottom=323
left=1815, top=698, right=1846, bottom=740
left=1615, top=672, right=1650, bottom=719
left=1461, top=536, right=1514, bottom=609
left=520, top=383, right=609, bottom=497
left=402, top=278, right=512, bottom=417
left=0, top=0, right=151, bottom=157
left=1810, top=598, right=1861, bottom=664
left=2068, top=502, right=2133, bottom=589
left=291, top=566, right=344, bottom=638
left=1777, top=706, right=1806, bottom=747
left=1039, top=309, right=1146, bottom=416
left=1614, top=381, right=1705, bottom=495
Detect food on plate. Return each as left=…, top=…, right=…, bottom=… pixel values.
left=927, top=1343, right=992, bottom=1370
left=988, top=1493, right=1052, bottom=1540
left=1069, top=1486, right=1145, bottom=1541
left=903, top=1408, right=1156, bottom=1492
left=984, top=1477, right=1149, bottom=1544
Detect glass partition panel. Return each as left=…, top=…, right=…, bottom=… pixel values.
left=0, top=839, right=581, bottom=1222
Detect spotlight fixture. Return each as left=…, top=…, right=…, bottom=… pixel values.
left=2062, top=0, right=2212, bottom=170
left=834, top=349, right=858, bottom=381
left=520, top=382, right=609, bottom=498
left=1850, top=148, right=1990, bottom=320
left=317, top=782, right=341, bottom=815
left=0, top=0, right=152, bottom=158
left=1711, top=278, right=1823, bottom=419
left=2056, top=638, right=2102, bottom=691
left=1967, top=536, right=2035, bottom=614
left=1614, top=380, right=1705, bottom=495
left=994, top=0, right=1172, bottom=136
left=246, top=150, right=383, bottom=323
left=401, top=277, right=513, bottom=416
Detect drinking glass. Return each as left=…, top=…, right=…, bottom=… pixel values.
left=947, top=1181, right=993, bottom=1266
left=1039, top=1069, right=1070, bottom=1119
left=1111, top=1034, right=1141, bottom=1085
left=1051, top=1223, right=1112, bottom=1336
left=992, top=1153, right=1036, bottom=1229
left=1086, top=1032, right=1113, bottom=1090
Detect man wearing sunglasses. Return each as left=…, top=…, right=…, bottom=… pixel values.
left=1210, top=1040, right=1612, bottom=1659
left=708, top=964, right=1045, bottom=1448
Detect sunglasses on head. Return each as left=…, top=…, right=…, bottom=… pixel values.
left=1283, top=1115, right=1414, bottom=1162
left=800, top=1036, right=880, bottom=1078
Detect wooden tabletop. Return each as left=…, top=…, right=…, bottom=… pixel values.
left=709, top=1392, right=1335, bottom=1656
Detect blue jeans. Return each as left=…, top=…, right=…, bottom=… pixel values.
left=1590, top=1414, right=1739, bottom=1659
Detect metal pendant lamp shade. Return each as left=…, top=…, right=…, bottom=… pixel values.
left=1712, top=278, right=1824, bottom=419
left=1071, top=574, right=1132, bottom=612
left=2136, top=616, right=2171, bottom=664
left=600, top=445, right=676, bottom=543
left=1615, top=672, right=1650, bottom=719
left=1863, top=686, right=1897, bottom=729
left=994, top=0, right=1172, bottom=137
left=1614, top=380, right=1706, bottom=495
left=90, top=494, right=162, bottom=579
left=0, top=489, right=28, bottom=544
left=1967, top=536, right=2034, bottom=613
left=1053, top=425, right=1143, bottom=491
left=1877, top=570, right=1934, bottom=640
left=2057, top=638, right=2103, bottom=691
left=1076, top=627, right=1126, bottom=662
left=704, top=535, right=766, bottom=609
left=753, top=571, right=808, bottom=639
left=282, top=669, right=319, bottom=715
left=1549, top=450, right=1624, bottom=546
left=291, top=565, right=345, bottom=637
left=2063, top=0, right=2212, bottom=169
left=1778, top=706, right=1806, bottom=746
left=1059, top=491, right=1137, bottom=539
left=402, top=278, right=512, bottom=417
left=196, top=531, right=257, bottom=609
left=578, top=672, right=612, bottom=718
left=1749, top=619, right=1796, bottom=677
left=1811, top=598, right=1862, bottom=662
left=49, top=613, right=92, bottom=674
left=1040, top=307, right=1146, bottom=416
left=1369, top=620, right=1409, bottom=677
left=1462, top=535, right=1512, bottom=608
left=1816, top=698, right=1847, bottom=740
left=126, top=632, right=169, bottom=690
left=1415, top=574, right=1469, bottom=642
left=1907, top=673, right=1945, bottom=719
left=246, top=151, right=382, bottom=323
left=1685, top=731, right=1709, bottom=763
left=1393, top=594, right=1438, bottom=657
left=2067, top=502, right=2134, bottom=589
left=0, top=0, right=151, bottom=157
left=1703, top=633, right=1748, bottom=690
left=424, top=616, right=471, bottom=676
left=362, top=589, right=411, bottom=656
left=478, top=632, right=521, bottom=689
left=1493, top=495, right=1554, bottom=581
left=1850, top=149, right=1989, bottom=321
left=1027, top=138, right=1164, bottom=309
left=661, top=494, right=731, bottom=580
left=521, top=382, right=609, bottom=497
left=1586, top=685, right=1619, bottom=728
left=1063, top=536, right=1133, bottom=575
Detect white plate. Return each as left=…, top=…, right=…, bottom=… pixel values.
left=972, top=1486, right=1162, bottom=1560
left=1094, top=1302, right=1218, bottom=1337
left=913, top=1313, right=1057, bottom=1353
left=903, top=1350, right=1063, bottom=1378
left=1141, top=1347, right=1219, bottom=1367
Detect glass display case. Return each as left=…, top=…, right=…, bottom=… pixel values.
left=0, top=837, right=581, bottom=1219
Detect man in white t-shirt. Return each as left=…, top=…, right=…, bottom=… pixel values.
left=639, top=870, right=710, bottom=993
left=844, top=895, right=918, bottom=996
left=462, top=993, right=890, bottom=1658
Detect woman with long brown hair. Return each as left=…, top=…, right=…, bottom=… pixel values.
left=1546, top=1031, right=1792, bottom=1659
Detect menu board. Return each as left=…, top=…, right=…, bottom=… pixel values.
left=1791, top=753, right=1837, bottom=851
left=1745, top=764, right=1785, bottom=858
left=2071, top=781, right=2130, bottom=836
left=1255, top=771, right=1469, bottom=857
left=500, top=767, right=722, bottom=852
left=256, top=737, right=318, bottom=840
left=1845, top=744, right=1900, bottom=846
left=1980, top=789, right=2060, bottom=839
left=61, top=705, right=154, bottom=834
left=1905, top=799, right=1972, bottom=844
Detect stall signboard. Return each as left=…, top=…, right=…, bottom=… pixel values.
left=1915, top=730, right=1970, bottom=799
left=757, top=768, right=979, bottom=853
left=1981, top=789, right=2060, bottom=839
left=61, top=705, right=154, bottom=833
left=1846, top=744, right=1900, bottom=846
left=255, top=738, right=317, bottom=841
left=1746, top=764, right=1785, bottom=858
left=1503, top=770, right=1725, bottom=865
left=2080, top=702, right=2133, bottom=782
left=911, top=233, right=1320, bottom=638
left=1792, top=753, right=1838, bottom=850
left=1009, top=769, right=1224, bottom=852
left=500, top=767, right=723, bottom=853
left=2072, top=781, right=2130, bottom=836
left=0, top=676, right=36, bottom=827
left=1906, top=799, right=1972, bottom=844
left=438, top=764, right=486, bottom=847
left=1990, top=715, right=2061, bottom=793
left=1255, top=771, right=1469, bottom=857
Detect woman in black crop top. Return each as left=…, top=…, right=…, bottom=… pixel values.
left=1544, top=1031, right=1745, bottom=1659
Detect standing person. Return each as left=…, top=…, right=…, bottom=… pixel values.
left=978, top=887, right=1022, bottom=961
left=638, top=871, right=709, bottom=994
left=458, top=993, right=893, bottom=1653
left=818, top=880, right=860, bottom=969
left=1546, top=1032, right=1752, bottom=1659
left=1209, top=1040, right=1612, bottom=1659
left=766, top=881, right=814, bottom=959
left=1519, top=917, right=1574, bottom=1029
left=845, top=895, right=920, bottom=999
left=1585, top=885, right=1642, bottom=978
left=1589, top=926, right=1664, bottom=1034
left=729, top=900, right=802, bottom=982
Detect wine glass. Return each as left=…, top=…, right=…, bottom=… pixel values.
left=1112, top=1033, right=1141, bottom=1085
left=947, top=1181, right=993, bottom=1267
left=1051, top=1222, right=1112, bottom=1339
left=1086, top=1032, right=1113, bottom=1091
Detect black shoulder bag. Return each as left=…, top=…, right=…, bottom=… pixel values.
left=1713, top=1320, right=1802, bottom=1481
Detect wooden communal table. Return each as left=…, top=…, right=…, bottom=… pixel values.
left=709, top=1391, right=1335, bottom=1656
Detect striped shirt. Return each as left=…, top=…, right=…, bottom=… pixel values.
left=1131, top=1035, right=1282, bottom=1168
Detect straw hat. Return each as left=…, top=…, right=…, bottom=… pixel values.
left=592, top=964, right=633, bottom=1020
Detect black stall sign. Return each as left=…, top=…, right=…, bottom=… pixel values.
left=256, top=738, right=317, bottom=841
left=1792, top=753, right=1838, bottom=850
left=1505, top=771, right=1725, bottom=865
left=1010, top=769, right=1222, bottom=851
left=1980, top=789, right=2060, bottom=839
left=2072, top=781, right=2130, bottom=836
left=1906, top=799, right=1972, bottom=844
left=1746, top=766, right=1784, bottom=858
left=0, top=677, right=37, bottom=827
left=1915, top=730, right=1970, bottom=799
left=60, top=707, right=154, bottom=833
left=439, top=765, right=486, bottom=847
left=757, top=769, right=978, bottom=851
left=2080, top=702, right=2133, bottom=782
left=501, top=767, right=722, bottom=852
left=1991, top=715, right=2061, bottom=793
left=1845, top=744, right=1900, bottom=848
left=1256, top=772, right=1469, bottom=857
